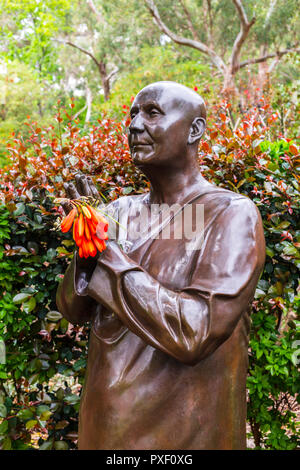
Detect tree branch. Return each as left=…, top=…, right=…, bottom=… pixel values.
left=73, top=103, right=87, bottom=120
left=264, top=0, right=278, bottom=29
left=55, top=39, right=100, bottom=67
left=178, top=0, right=199, bottom=41
left=238, top=46, right=300, bottom=71
left=144, top=0, right=226, bottom=74
left=230, top=0, right=256, bottom=72
left=204, top=0, right=214, bottom=49
left=86, top=0, right=105, bottom=24
left=107, top=66, right=119, bottom=82
left=232, top=0, right=250, bottom=27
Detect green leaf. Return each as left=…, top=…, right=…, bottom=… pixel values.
left=26, top=419, right=38, bottom=430
left=12, top=293, right=31, bottom=304
left=266, top=247, right=275, bottom=258
left=46, top=248, right=57, bottom=260
left=28, top=373, right=39, bottom=385
left=17, top=408, right=34, bottom=421
left=36, top=405, right=50, bottom=416
left=13, top=203, right=25, bottom=216
left=60, top=317, right=69, bottom=333
left=23, top=297, right=36, bottom=313
left=46, top=310, right=63, bottom=322
left=283, top=245, right=299, bottom=256
left=40, top=410, right=52, bottom=421
left=39, top=439, right=54, bottom=450
left=123, top=186, right=133, bottom=195
left=277, top=221, right=290, bottom=229
left=64, top=394, right=80, bottom=405
left=0, top=404, right=7, bottom=418
left=54, top=440, right=69, bottom=450
left=255, top=288, right=266, bottom=299
left=2, top=436, right=12, bottom=450
left=62, top=239, right=74, bottom=247
left=0, top=419, right=8, bottom=434
left=73, top=357, right=86, bottom=371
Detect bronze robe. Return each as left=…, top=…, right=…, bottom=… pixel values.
left=56, top=185, right=265, bottom=450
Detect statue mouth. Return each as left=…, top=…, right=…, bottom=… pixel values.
left=131, top=143, right=153, bottom=154
left=131, top=142, right=152, bottom=148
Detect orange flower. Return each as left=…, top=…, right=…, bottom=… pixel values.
left=81, top=236, right=89, bottom=258
left=84, top=218, right=91, bottom=240
left=87, top=217, right=97, bottom=236
left=87, top=240, right=97, bottom=257
left=89, top=206, right=109, bottom=232
left=96, top=223, right=109, bottom=241
left=61, top=207, right=77, bottom=233
left=59, top=201, right=108, bottom=258
left=92, top=235, right=106, bottom=253
left=78, top=213, right=84, bottom=238
left=73, top=218, right=82, bottom=247
left=82, top=205, right=91, bottom=219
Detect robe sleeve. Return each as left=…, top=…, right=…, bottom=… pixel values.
left=85, top=196, right=265, bottom=364
left=56, top=254, right=99, bottom=326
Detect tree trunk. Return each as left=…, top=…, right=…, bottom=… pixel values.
left=222, top=68, right=238, bottom=97
left=258, top=45, right=270, bottom=91
left=98, top=61, right=110, bottom=101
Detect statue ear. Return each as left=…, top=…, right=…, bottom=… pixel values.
left=188, top=117, right=206, bottom=145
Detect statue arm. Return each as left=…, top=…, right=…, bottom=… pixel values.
left=76, top=198, right=265, bottom=361
left=56, top=255, right=98, bottom=325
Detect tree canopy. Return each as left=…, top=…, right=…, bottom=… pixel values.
left=0, top=0, right=299, bottom=138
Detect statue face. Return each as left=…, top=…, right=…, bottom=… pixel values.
left=128, top=84, right=195, bottom=167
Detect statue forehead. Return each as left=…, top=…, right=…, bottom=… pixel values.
left=133, top=82, right=205, bottom=118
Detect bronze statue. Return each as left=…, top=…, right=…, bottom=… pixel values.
left=56, top=81, right=266, bottom=450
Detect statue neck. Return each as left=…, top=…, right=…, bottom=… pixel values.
left=143, top=163, right=210, bottom=206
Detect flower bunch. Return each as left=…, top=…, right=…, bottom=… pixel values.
left=59, top=200, right=108, bottom=258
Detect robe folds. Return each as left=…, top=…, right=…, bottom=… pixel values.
left=56, top=184, right=266, bottom=450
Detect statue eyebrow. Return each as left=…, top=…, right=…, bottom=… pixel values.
left=130, top=101, right=164, bottom=117
left=130, top=105, right=139, bottom=117
left=143, top=101, right=164, bottom=114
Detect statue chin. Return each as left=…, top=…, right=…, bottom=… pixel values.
left=132, top=148, right=154, bottom=164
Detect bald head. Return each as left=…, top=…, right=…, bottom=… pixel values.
left=128, top=81, right=206, bottom=168
left=133, top=81, right=206, bottom=122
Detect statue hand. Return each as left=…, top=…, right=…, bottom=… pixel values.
left=61, top=174, right=100, bottom=215
left=61, top=175, right=102, bottom=267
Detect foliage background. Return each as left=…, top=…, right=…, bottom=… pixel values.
left=0, top=0, right=299, bottom=451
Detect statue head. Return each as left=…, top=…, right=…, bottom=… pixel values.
left=128, top=81, right=206, bottom=169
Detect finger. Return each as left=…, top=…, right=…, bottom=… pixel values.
left=79, top=175, right=92, bottom=197
left=87, top=176, right=99, bottom=199
left=75, top=174, right=84, bottom=196
left=63, top=182, right=72, bottom=199
left=61, top=201, right=73, bottom=215
left=67, top=182, right=81, bottom=199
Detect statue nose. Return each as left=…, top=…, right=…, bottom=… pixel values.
left=129, top=114, right=145, bottom=133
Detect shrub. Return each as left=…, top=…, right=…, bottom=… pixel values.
left=0, top=98, right=299, bottom=449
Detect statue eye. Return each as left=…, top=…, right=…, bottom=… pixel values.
left=149, top=108, right=159, bottom=117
